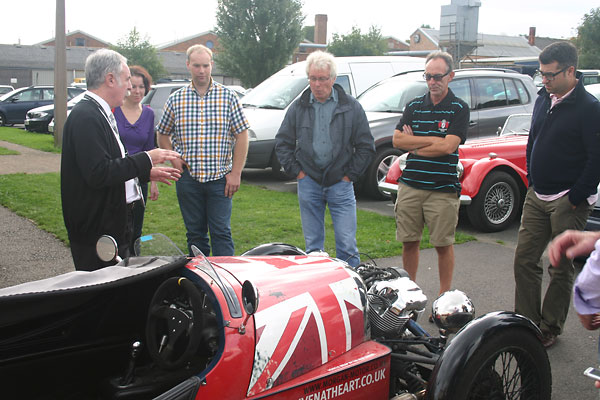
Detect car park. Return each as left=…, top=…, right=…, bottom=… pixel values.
left=0, top=86, right=84, bottom=127
left=358, top=68, right=537, bottom=199
left=380, top=113, right=531, bottom=232
left=241, top=56, right=426, bottom=180
left=142, top=81, right=247, bottom=128
left=25, top=91, right=86, bottom=133
left=0, top=85, right=14, bottom=96
left=142, top=81, right=189, bottom=128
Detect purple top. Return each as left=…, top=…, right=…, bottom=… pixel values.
left=574, top=240, right=600, bottom=315
left=113, top=106, right=155, bottom=154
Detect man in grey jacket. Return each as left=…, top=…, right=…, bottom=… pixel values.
left=275, top=51, right=375, bottom=267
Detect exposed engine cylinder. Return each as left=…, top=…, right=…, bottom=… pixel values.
left=367, top=277, right=427, bottom=338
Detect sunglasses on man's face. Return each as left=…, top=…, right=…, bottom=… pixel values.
left=423, top=71, right=450, bottom=82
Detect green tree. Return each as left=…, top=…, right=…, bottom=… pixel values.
left=111, top=27, right=167, bottom=81
left=327, top=26, right=387, bottom=57
left=575, top=7, right=600, bottom=69
left=215, top=0, right=304, bottom=88
left=302, top=25, right=315, bottom=42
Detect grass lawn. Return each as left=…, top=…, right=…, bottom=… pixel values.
left=0, top=126, right=60, bottom=153
left=0, top=147, right=19, bottom=155
left=0, top=125, right=474, bottom=258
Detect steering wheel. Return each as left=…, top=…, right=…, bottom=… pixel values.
left=146, top=277, right=204, bottom=370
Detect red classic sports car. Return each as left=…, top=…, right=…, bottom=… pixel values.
left=379, top=114, right=531, bottom=232
left=0, top=234, right=550, bottom=399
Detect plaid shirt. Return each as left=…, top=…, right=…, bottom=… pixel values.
left=157, top=80, right=250, bottom=182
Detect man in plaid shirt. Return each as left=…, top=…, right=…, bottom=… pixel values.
left=157, top=44, right=249, bottom=256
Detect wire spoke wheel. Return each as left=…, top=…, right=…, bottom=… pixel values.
left=467, top=171, right=521, bottom=232
left=483, top=181, right=515, bottom=225
left=456, top=328, right=551, bottom=400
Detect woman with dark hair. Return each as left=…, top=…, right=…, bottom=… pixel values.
left=113, top=65, right=157, bottom=254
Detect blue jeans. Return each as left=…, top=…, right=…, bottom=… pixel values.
left=176, top=169, right=233, bottom=256
left=297, top=175, right=359, bottom=267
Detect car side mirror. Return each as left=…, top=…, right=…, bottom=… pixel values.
left=496, top=126, right=502, bottom=136
left=241, top=280, right=259, bottom=315
left=96, top=235, right=120, bottom=263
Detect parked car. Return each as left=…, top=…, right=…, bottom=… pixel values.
left=358, top=68, right=537, bottom=199
left=380, top=113, right=531, bottom=232
left=227, top=85, right=247, bottom=98
left=25, top=91, right=86, bottom=133
left=585, top=84, right=600, bottom=231
left=586, top=82, right=600, bottom=101
left=0, top=86, right=84, bottom=127
left=241, top=56, right=426, bottom=180
left=0, top=85, right=15, bottom=96
left=142, top=81, right=189, bottom=128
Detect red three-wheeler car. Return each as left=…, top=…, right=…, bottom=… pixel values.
left=0, top=234, right=551, bottom=399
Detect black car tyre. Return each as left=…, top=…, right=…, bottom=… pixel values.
left=0, top=113, right=6, bottom=127
left=365, top=147, right=402, bottom=200
left=453, top=327, right=551, bottom=400
left=467, top=171, right=520, bottom=232
left=270, top=151, right=295, bottom=180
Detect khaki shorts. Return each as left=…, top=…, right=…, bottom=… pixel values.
left=394, top=183, right=460, bottom=247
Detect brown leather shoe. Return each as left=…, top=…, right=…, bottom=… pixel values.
left=541, top=332, right=557, bottom=348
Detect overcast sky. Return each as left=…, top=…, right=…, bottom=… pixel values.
left=2, top=1, right=596, bottom=47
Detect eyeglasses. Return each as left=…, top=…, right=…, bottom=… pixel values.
left=537, top=66, right=568, bottom=81
left=423, top=71, right=450, bottom=82
left=308, top=76, right=331, bottom=83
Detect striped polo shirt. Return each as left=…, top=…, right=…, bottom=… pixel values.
left=157, top=80, right=250, bottom=182
left=396, top=88, right=469, bottom=193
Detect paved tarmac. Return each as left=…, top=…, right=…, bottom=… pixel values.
left=0, top=139, right=597, bottom=398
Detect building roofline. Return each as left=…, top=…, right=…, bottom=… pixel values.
left=35, top=29, right=112, bottom=46
left=156, top=30, right=216, bottom=50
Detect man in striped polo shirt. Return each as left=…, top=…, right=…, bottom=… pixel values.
left=392, top=51, right=469, bottom=299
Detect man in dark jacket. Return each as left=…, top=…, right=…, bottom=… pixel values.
left=275, top=51, right=375, bottom=267
left=514, top=41, right=600, bottom=348
left=61, top=49, right=181, bottom=271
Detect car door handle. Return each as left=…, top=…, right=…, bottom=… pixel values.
left=469, top=120, right=477, bottom=126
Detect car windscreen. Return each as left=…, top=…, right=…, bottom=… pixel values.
left=0, top=90, right=19, bottom=102
left=241, top=74, right=308, bottom=110
left=358, top=79, right=428, bottom=113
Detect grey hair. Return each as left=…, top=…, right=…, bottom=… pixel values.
left=425, top=51, right=454, bottom=73
left=306, top=50, right=337, bottom=79
left=85, top=49, right=127, bottom=90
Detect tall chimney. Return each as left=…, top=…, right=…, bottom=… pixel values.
left=528, top=27, right=536, bottom=46
left=314, top=14, right=328, bottom=44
